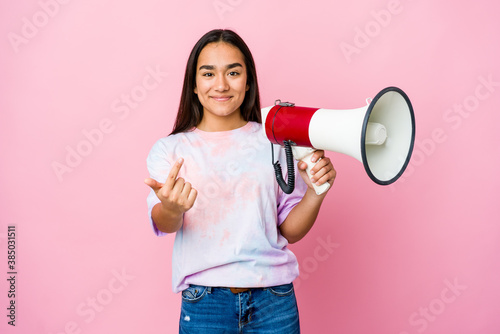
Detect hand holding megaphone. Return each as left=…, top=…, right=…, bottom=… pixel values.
left=261, top=87, right=416, bottom=195
left=293, top=146, right=331, bottom=195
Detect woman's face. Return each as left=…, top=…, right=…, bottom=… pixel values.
left=194, top=42, right=249, bottom=128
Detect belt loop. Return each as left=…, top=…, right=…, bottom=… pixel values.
left=207, top=286, right=212, bottom=294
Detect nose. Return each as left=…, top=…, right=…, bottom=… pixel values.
left=214, top=74, right=229, bottom=91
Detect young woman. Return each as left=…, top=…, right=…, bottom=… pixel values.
left=145, top=29, right=336, bottom=333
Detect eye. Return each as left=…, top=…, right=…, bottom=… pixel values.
left=229, top=71, right=240, bottom=77
left=202, top=72, right=214, bottom=77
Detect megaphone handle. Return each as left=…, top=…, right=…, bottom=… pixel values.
left=291, top=147, right=331, bottom=195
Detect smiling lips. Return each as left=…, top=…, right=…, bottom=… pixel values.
left=211, top=96, right=232, bottom=102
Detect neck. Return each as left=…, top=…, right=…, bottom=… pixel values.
left=197, top=112, right=247, bottom=132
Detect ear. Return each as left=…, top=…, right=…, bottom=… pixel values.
left=194, top=86, right=198, bottom=94
left=246, top=84, right=249, bottom=92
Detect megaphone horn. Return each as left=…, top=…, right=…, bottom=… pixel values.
left=261, top=86, right=416, bottom=194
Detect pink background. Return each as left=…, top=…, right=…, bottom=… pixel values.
left=1, top=0, right=499, bottom=333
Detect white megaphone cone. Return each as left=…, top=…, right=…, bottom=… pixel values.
left=261, top=86, right=416, bottom=195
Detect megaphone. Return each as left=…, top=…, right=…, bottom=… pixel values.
left=261, top=86, right=416, bottom=195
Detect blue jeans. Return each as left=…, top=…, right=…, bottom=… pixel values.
left=179, top=283, right=300, bottom=333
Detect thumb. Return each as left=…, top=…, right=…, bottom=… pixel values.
left=144, top=178, right=163, bottom=192
left=297, top=161, right=307, bottom=170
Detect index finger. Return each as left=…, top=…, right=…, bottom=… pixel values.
left=165, top=157, right=184, bottom=189
left=311, top=150, right=325, bottom=163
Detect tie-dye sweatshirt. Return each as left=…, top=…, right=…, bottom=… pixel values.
left=146, top=121, right=308, bottom=293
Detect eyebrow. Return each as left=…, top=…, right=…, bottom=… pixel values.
left=198, top=62, right=243, bottom=71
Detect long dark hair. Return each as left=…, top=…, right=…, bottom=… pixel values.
left=170, top=29, right=261, bottom=135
